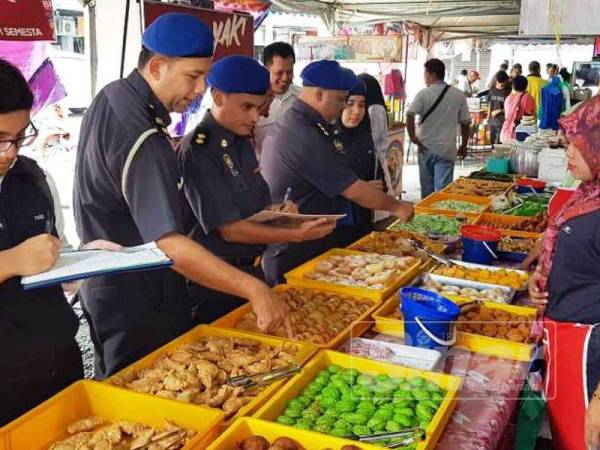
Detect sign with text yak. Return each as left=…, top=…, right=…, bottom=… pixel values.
left=0, top=0, right=54, bottom=41
left=143, top=1, right=253, bottom=60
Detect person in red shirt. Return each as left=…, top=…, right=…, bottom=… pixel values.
left=500, top=75, right=536, bottom=143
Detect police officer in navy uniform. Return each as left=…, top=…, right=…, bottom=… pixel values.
left=260, top=60, right=414, bottom=285
left=0, top=59, right=83, bottom=425
left=73, top=14, right=287, bottom=379
left=178, top=55, right=335, bottom=324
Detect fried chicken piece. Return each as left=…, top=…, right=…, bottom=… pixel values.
left=208, top=385, right=240, bottom=408
left=156, top=356, right=186, bottom=373
left=206, top=337, right=232, bottom=355
left=49, top=432, right=93, bottom=450
left=194, top=351, right=223, bottom=363
left=155, top=390, right=178, bottom=400
left=130, top=428, right=155, bottom=448
left=90, top=438, right=111, bottom=450
left=176, top=388, right=198, bottom=403
left=90, top=424, right=123, bottom=445
left=163, top=372, right=188, bottom=392
left=114, top=421, right=149, bottom=436
left=170, top=349, right=195, bottom=365
left=195, top=360, right=219, bottom=391
left=192, top=387, right=213, bottom=405
left=223, top=396, right=253, bottom=418
left=126, top=378, right=162, bottom=394
left=67, top=416, right=104, bottom=434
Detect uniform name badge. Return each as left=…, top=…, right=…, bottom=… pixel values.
left=223, top=153, right=239, bottom=177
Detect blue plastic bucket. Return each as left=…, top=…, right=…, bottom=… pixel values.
left=400, top=287, right=460, bottom=352
left=460, top=224, right=501, bottom=265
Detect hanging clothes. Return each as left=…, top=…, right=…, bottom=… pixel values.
left=540, top=76, right=564, bottom=130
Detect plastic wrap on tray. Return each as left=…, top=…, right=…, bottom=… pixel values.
left=340, top=337, right=442, bottom=371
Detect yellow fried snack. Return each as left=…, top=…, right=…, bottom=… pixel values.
left=433, top=265, right=528, bottom=288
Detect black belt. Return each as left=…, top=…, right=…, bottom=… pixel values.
left=221, top=254, right=262, bottom=267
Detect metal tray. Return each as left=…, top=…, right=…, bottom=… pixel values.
left=423, top=271, right=517, bottom=303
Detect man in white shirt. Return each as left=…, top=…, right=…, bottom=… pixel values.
left=407, top=58, right=471, bottom=199
left=254, top=42, right=299, bottom=157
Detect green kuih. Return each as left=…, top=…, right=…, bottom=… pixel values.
left=276, top=415, right=295, bottom=426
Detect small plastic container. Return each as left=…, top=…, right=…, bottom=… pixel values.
left=516, top=178, right=546, bottom=194
left=461, top=224, right=502, bottom=265
left=486, top=158, right=511, bottom=174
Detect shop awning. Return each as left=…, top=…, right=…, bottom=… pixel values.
left=270, top=0, right=521, bottom=38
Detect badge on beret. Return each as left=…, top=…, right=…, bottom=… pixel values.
left=223, top=153, right=239, bottom=177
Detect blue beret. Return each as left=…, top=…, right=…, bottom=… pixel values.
left=300, top=60, right=356, bottom=90
left=349, top=78, right=366, bottom=96
left=206, top=55, right=270, bottom=95
left=142, top=13, right=213, bottom=58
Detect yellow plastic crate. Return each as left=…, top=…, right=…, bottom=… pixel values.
left=207, top=417, right=391, bottom=450
left=284, top=248, right=422, bottom=301
left=474, top=213, right=544, bottom=239
left=442, top=178, right=514, bottom=197
left=212, top=285, right=378, bottom=349
left=254, top=350, right=462, bottom=450
left=0, top=380, right=222, bottom=450
left=106, top=325, right=317, bottom=423
left=372, top=295, right=537, bottom=361
left=415, top=192, right=491, bottom=215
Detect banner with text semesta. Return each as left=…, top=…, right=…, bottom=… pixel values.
left=0, top=0, right=55, bottom=41
left=144, top=1, right=253, bottom=60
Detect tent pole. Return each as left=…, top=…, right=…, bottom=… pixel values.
left=120, top=0, right=131, bottom=79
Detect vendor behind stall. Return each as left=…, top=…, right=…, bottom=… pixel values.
left=260, top=60, right=414, bottom=285
left=0, top=59, right=83, bottom=425
left=527, top=96, right=600, bottom=450
left=73, top=13, right=287, bottom=378
left=178, top=55, right=335, bottom=324
left=334, top=77, right=379, bottom=247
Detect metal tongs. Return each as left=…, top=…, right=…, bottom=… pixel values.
left=409, top=239, right=457, bottom=267
left=227, top=364, right=301, bottom=389
left=357, top=427, right=426, bottom=448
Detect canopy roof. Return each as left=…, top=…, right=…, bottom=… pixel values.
left=270, top=0, right=522, bottom=38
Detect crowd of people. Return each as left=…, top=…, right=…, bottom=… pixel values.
left=0, top=12, right=416, bottom=425
left=456, top=58, right=575, bottom=144
left=2, top=12, right=600, bottom=448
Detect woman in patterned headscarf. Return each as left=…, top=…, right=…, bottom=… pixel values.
left=527, top=96, right=600, bottom=449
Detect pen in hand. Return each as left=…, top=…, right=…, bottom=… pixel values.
left=278, top=187, right=292, bottom=212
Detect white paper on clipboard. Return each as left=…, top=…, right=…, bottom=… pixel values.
left=247, top=210, right=346, bottom=224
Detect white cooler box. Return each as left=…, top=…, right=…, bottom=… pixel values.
left=538, top=147, right=567, bottom=182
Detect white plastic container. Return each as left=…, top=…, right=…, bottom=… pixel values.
left=342, top=337, right=442, bottom=371
left=538, top=147, right=567, bottom=182
left=515, top=123, right=538, bottom=141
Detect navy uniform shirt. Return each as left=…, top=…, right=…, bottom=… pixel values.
left=74, top=70, right=188, bottom=246
left=260, top=98, right=358, bottom=280
left=546, top=209, right=600, bottom=324
left=178, top=111, right=271, bottom=257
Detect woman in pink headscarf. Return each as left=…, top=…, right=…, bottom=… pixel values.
left=528, top=96, right=600, bottom=449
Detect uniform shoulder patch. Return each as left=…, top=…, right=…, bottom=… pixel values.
left=147, top=104, right=170, bottom=137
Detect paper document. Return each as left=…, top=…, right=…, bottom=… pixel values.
left=22, top=242, right=172, bottom=290
left=247, top=210, right=346, bottom=224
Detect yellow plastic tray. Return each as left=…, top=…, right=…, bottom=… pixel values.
left=106, top=325, right=317, bottom=423
left=207, top=417, right=390, bottom=450
left=442, top=178, right=514, bottom=197
left=372, top=295, right=538, bottom=361
left=254, top=350, right=462, bottom=450
left=0, top=380, right=222, bottom=450
left=415, top=192, right=491, bottom=215
left=474, top=213, right=544, bottom=239
left=212, top=285, right=378, bottom=349
left=284, top=248, right=423, bottom=301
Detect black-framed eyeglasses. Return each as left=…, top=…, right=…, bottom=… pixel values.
left=0, top=122, right=38, bottom=153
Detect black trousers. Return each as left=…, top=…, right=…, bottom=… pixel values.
left=0, top=338, right=83, bottom=426
left=188, top=263, right=263, bottom=325
left=80, top=270, right=192, bottom=379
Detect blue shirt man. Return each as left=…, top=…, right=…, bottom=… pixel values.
left=260, top=60, right=414, bottom=285
left=73, top=14, right=286, bottom=378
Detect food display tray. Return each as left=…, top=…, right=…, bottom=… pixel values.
left=212, top=284, right=379, bottom=349
left=0, top=380, right=223, bottom=450
left=254, top=350, right=462, bottom=450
